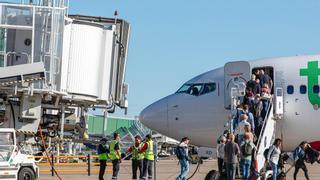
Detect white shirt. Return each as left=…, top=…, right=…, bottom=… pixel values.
left=235, top=121, right=250, bottom=135
left=216, top=143, right=225, bottom=159
left=267, top=145, right=281, bottom=165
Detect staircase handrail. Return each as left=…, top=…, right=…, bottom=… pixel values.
left=256, top=98, right=273, bottom=150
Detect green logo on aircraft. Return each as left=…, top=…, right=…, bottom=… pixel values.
left=300, top=61, right=320, bottom=108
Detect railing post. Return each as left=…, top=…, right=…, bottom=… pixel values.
left=87, top=154, right=91, bottom=176
left=51, top=154, right=54, bottom=177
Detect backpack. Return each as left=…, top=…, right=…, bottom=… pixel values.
left=263, top=147, right=275, bottom=160
left=241, top=142, right=253, bottom=157
left=175, top=145, right=185, bottom=160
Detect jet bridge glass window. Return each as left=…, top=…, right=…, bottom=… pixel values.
left=313, top=85, right=320, bottom=94
left=201, top=83, right=216, bottom=95
left=300, top=85, right=307, bottom=94
left=287, top=85, right=294, bottom=94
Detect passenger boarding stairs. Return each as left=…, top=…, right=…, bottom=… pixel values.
left=255, top=102, right=276, bottom=176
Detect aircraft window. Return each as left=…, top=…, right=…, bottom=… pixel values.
left=177, top=84, right=191, bottom=94
left=176, top=84, right=203, bottom=96
left=300, top=85, right=307, bottom=94
left=190, top=84, right=202, bottom=96
left=201, top=83, right=216, bottom=95
left=287, top=85, right=294, bottom=94
left=313, top=85, right=320, bottom=94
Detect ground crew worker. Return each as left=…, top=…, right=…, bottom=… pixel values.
left=140, top=134, right=154, bottom=180
left=98, top=138, right=108, bottom=180
left=109, top=133, right=121, bottom=180
left=128, top=135, right=144, bottom=180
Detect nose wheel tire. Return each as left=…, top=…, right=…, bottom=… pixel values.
left=205, top=170, right=220, bottom=180
left=18, top=167, right=35, bottom=180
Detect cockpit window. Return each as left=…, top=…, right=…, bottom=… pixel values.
left=190, top=84, right=202, bottom=96
left=177, top=83, right=216, bottom=96
left=176, top=84, right=191, bottom=94
left=176, top=84, right=202, bottom=96
left=201, top=83, right=216, bottom=95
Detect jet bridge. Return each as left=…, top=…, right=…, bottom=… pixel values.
left=0, top=2, right=130, bottom=107
left=0, top=1, right=130, bottom=131
left=0, top=1, right=131, bottom=179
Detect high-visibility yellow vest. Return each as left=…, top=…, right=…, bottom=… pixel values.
left=98, top=145, right=108, bottom=160
left=109, top=140, right=121, bottom=160
left=131, top=145, right=144, bottom=160
left=99, top=153, right=108, bottom=160
left=144, top=140, right=154, bottom=160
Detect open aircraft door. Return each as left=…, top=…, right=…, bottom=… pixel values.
left=224, top=61, right=251, bottom=109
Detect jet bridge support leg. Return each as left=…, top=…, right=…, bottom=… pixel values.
left=60, top=105, right=65, bottom=140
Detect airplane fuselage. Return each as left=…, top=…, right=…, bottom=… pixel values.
left=140, top=55, right=320, bottom=151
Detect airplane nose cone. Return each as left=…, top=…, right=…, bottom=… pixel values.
left=140, top=97, right=169, bottom=135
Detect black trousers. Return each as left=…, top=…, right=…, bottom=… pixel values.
left=99, top=160, right=107, bottom=180
left=132, top=159, right=143, bottom=179
left=142, top=159, right=153, bottom=180
left=218, top=158, right=224, bottom=175
left=294, top=159, right=310, bottom=180
left=112, top=159, right=120, bottom=179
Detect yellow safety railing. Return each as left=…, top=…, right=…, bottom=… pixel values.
left=35, top=154, right=112, bottom=176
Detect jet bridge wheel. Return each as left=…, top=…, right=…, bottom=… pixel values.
left=205, top=170, right=220, bottom=180
left=18, top=167, right=35, bottom=180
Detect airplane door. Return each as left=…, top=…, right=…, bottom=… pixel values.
left=224, top=61, right=251, bottom=109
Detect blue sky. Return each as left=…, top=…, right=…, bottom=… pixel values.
left=68, top=1, right=320, bottom=117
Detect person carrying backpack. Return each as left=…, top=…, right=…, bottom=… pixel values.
left=266, top=138, right=282, bottom=180
left=293, top=141, right=310, bottom=180
left=176, top=137, right=190, bottom=180
left=240, top=134, right=256, bottom=180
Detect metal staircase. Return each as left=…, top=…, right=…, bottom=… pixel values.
left=255, top=102, right=276, bottom=177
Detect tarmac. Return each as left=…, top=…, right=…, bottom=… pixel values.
left=39, top=159, right=320, bottom=180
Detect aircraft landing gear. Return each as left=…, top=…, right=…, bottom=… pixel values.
left=204, top=170, right=220, bottom=180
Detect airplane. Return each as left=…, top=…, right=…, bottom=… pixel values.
left=139, top=54, right=320, bottom=153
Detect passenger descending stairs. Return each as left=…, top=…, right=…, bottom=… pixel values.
left=255, top=102, right=277, bottom=178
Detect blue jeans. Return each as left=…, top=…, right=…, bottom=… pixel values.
left=176, top=159, right=189, bottom=180
left=241, top=159, right=251, bottom=180
left=238, top=134, right=244, bottom=145
left=261, top=99, right=269, bottom=119
left=269, top=161, right=278, bottom=180
left=226, top=163, right=237, bottom=180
